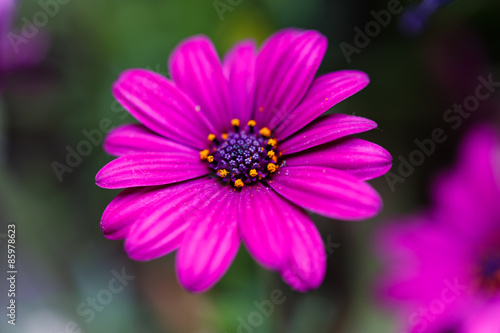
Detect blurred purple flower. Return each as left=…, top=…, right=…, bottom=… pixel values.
left=96, top=29, right=392, bottom=293
left=400, top=0, right=456, bottom=35
left=461, top=301, right=500, bottom=333
left=0, top=0, right=48, bottom=78
left=378, top=126, right=500, bottom=332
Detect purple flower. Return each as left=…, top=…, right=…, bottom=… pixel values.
left=0, top=0, right=48, bottom=76
left=378, top=126, right=500, bottom=332
left=400, top=0, right=456, bottom=35
left=461, top=301, right=500, bottom=333
left=96, top=29, right=392, bottom=293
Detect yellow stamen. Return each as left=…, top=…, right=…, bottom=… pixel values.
left=247, top=120, right=256, bottom=127
left=208, top=134, right=216, bottom=142
left=222, top=133, right=228, bottom=140
left=260, top=127, right=271, bottom=137
left=267, top=163, right=278, bottom=173
left=267, top=150, right=275, bottom=159
left=258, top=175, right=263, bottom=180
left=249, top=169, right=258, bottom=177
left=231, top=119, right=240, bottom=127
left=234, top=179, right=244, bottom=188
left=200, top=149, right=209, bottom=160
left=272, top=155, right=278, bottom=163
left=217, top=169, right=229, bottom=177
left=207, top=155, right=214, bottom=163
left=267, top=138, right=277, bottom=147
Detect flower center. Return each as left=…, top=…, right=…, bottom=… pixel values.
left=199, top=119, right=279, bottom=188
left=473, top=252, right=500, bottom=295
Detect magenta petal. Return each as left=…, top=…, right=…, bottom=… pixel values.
left=124, top=178, right=224, bottom=261
left=169, top=36, right=232, bottom=133
left=176, top=186, right=240, bottom=293
left=280, top=209, right=326, bottom=291
left=239, top=183, right=291, bottom=270
left=285, top=138, right=392, bottom=180
left=1, top=30, right=49, bottom=72
left=268, top=166, right=382, bottom=220
left=456, top=125, right=500, bottom=219
left=254, top=29, right=327, bottom=127
left=461, top=303, right=500, bottom=333
left=432, top=170, right=492, bottom=239
left=432, top=125, right=500, bottom=236
left=223, top=40, right=256, bottom=124
left=112, top=69, right=213, bottom=150
left=104, top=124, right=195, bottom=157
left=0, top=0, right=15, bottom=36
left=95, top=152, right=208, bottom=189
left=0, top=1, right=19, bottom=71
left=279, top=114, right=377, bottom=155
left=274, top=71, right=370, bottom=140
left=376, top=222, right=471, bottom=333
left=101, top=187, right=160, bottom=240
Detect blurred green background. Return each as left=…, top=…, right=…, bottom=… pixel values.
left=1, top=0, right=500, bottom=332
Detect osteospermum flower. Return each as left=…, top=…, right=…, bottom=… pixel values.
left=378, top=126, right=500, bottom=332
left=0, top=0, right=15, bottom=63
left=96, top=29, right=392, bottom=292
left=399, top=0, right=455, bottom=35
left=0, top=0, right=48, bottom=85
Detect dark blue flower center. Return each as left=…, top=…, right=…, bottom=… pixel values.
left=199, top=119, right=279, bottom=188
left=475, top=252, right=500, bottom=294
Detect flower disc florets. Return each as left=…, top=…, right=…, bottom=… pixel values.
left=472, top=238, right=500, bottom=295
left=200, top=119, right=279, bottom=188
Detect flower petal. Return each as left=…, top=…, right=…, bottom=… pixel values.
left=0, top=0, right=15, bottom=37
left=168, top=36, right=232, bottom=134
left=254, top=29, right=327, bottom=127
left=280, top=209, right=326, bottom=291
left=104, top=124, right=196, bottom=157
left=95, top=152, right=208, bottom=189
left=223, top=40, right=256, bottom=124
left=284, top=138, right=392, bottom=180
left=268, top=166, right=382, bottom=220
left=176, top=186, right=240, bottom=293
left=274, top=71, right=370, bottom=140
left=238, top=183, right=291, bottom=270
left=462, top=302, right=500, bottom=333
left=279, top=114, right=377, bottom=155
left=376, top=219, right=471, bottom=318
left=455, top=125, right=500, bottom=219
left=1, top=30, right=50, bottom=72
left=124, top=178, right=224, bottom=260
left=101, top=186, right=159, bottom=240
left=112, top=69, right=213, bottom=150
left=432, top=125, right=500, bottom=237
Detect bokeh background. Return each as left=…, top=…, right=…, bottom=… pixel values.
left=1, top=0, right=500, bottom=332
